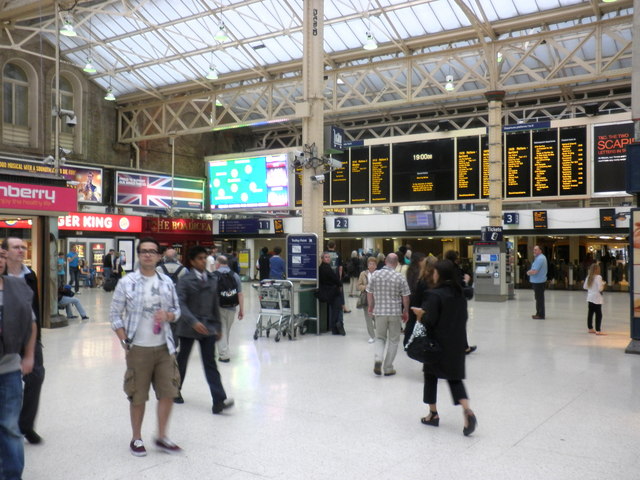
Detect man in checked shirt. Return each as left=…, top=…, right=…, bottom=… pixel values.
left=366, top=253, right=411, bottom=376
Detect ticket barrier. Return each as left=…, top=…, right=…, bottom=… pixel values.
left=473, top=242, right=508, bottom=302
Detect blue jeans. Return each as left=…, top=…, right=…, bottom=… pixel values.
left=69, top=266, right=80, bottom=292
left=59, top=296, right=87, bottom=318
left=0, top=370, right=24, bottom=480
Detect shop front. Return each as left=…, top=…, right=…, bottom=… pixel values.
left=143, top=217, right=214, bottom=262
left=58, top=212, right=143, bottom=285
left=0, top=173, right=77, bottom=327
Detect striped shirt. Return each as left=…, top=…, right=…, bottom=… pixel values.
left=366, top=266, right=410, bottom=316
left=109, top=270, right=181, bottom=354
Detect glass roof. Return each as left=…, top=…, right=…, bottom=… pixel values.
left=0, top=0, right=633, bottom=121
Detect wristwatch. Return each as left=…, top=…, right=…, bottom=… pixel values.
left=120, top=338, right=130, bottom=350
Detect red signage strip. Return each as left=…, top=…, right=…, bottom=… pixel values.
left=0, top=182, right=77, bottom=213
left=58, top=213, right=142, bottom=233
left=144, top=217, right=212, bottom=235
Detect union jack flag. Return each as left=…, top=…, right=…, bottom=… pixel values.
left=116, top=172, right=204, bottom=211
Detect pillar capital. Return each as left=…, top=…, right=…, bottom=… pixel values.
left=485, top=90, right=506, bottom=102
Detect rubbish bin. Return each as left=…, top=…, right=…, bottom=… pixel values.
left=298, top=287, right=327, bottom=334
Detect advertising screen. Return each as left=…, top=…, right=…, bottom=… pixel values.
left=404, top=210, right=436, bottom=231
left=208, top=153, right=290, bottom=209
left=593, top=122, right=635, bottom=193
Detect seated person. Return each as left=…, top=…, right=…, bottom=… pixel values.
left=58, top=284, right=90, bottom=320
left=79, top=259, right=93, bottom=287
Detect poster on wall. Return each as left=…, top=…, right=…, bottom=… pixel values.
left=116, top=239, right=135, bottom=273
left=0, top=157, right=103, bottom=203
left=593, top=122, right=635, bottom=193
left=116, top=171, right=204, bottom=211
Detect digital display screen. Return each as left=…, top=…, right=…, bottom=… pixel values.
left=532, top=130, right=558, bottom=197
left=404, top=210, right=436, bottom=231
left=599, top=208, right=616, bottom=229
left=392, top=139, right=454, bottom=202
left=350, top=147, right=370, bottom=204
left=294, top=165, right=302, bottom=207
left=457, top=136, right=480, bottom=199
left=330, top=153, right=348, bottom=205
left=533, top=210, right=548, bottom=229
left=371, top=145, right=390, bottom=203
left=481, top=137, right=489, bottom=199
left=505, top=132, right=531, bottom=197
left=593, top=122, right=635, bottom=193
left=560, top=127, right=587, bottom=195
left=208, top=153, right=290, bottom=209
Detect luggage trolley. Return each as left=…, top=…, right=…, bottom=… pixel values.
left=252, top=279, right=295, bottom=342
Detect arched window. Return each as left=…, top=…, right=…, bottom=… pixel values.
left=3, top=62, right=29, bottom=135
left=59, top=76, right=74, bottom=134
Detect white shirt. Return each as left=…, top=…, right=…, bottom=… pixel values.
left=132, top=275, right=166, bottom=347
left=206, top=255, right=216, bottom=273
left=583, top=274, right=604, bottom=305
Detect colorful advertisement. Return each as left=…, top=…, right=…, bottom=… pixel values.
left=0, top=157, right=103, bottom=203
left=115, top=171, right=205, bottom=211
left=0, top=181, right=77, bottom=213
left=58, top=213, right=142, bottom=233
left=208, top=153, right=290, bottom=209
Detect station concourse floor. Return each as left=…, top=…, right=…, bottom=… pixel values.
left=24, top=284, right=640, bottom=480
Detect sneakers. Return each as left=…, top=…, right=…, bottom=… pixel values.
left=373, top=361, right=382, bottom=376
left=155, top=437, right=182, bottom=454
left=368, top=338, right=375, bottom=344
left=384, top=369, right=396, bottom=376
left=81, top=316, right=90, bottom=320
left=218, top=357, right=230, bottom=363
left=212, top=398, right=235, bottom=414
left=130, top=439, right=147, bottom=457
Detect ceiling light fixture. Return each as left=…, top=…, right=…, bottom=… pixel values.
left=83, top=58, right=97, bottom=73
left=59, top=14, right=77, bottom=37
left=104, top=87, right=116, bottom=101
left=206, top=66, right=219, bottom=80
left=363, top=32, right=377, bottom=51
left=214, top=22, right=229, bottom=42
left=496, top=51, right=503, bottom=63
left=445, top=74, right=455, bottom=92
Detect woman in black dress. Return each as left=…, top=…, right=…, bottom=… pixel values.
left=411, top=259, right=477, bottom=436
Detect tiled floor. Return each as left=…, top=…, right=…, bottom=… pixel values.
left=24, top=285, right=640, bottom=479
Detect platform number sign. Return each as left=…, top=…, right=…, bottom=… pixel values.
left=503, top=212, right=519, bottom=225
left=334, top=217, right=349, bottom=229
left=258, top=220, right=270, bottom=230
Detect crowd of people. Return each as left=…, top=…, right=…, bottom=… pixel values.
left=3, top=238, right=617, bottom=477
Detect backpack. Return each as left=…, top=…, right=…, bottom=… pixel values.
left=160, top=263, right=184, bottom=285
left=215, top=271, right=239, bottom=308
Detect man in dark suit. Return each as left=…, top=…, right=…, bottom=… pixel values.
left=103, top=249, right=116, bottom=279
left=174, top=245, right=234, bottom=414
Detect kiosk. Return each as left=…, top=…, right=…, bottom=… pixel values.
left=473, top=241, right=509, bottom=302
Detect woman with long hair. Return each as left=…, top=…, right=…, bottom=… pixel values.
left=411, top=259, right=477, bottom=436
left=583, top=262, right=606, bottom=335
left=347, top=250, right=361, bottom=297
left=403, top=253, right=432, bottom=347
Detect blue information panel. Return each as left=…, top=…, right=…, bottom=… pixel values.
left=219, top=219, right=259, bottom=234
left=287, top=234, right=318, bottom=281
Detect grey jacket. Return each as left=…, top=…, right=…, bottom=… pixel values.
left=176, top=269, right=221, bottom=339
left=0, top=276, right=34, bottom=356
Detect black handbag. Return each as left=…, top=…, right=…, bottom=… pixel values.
left=404, top=321, right=442, bottom=364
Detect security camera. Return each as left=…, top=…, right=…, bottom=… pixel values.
left=289, top=150, right=306, bottom=168
left=310, top=174, right=325, bottom=184
left=65, top=115, right=77, bottom=127
left=324, top=157, right=342, bottom=170
left=59, top=147, right=72, bottom=155
left=43, top=155, right=55, bottom=165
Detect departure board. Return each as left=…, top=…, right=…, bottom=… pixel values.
left=456, top=136, right=480, bottom=199
left=593, top=122, right=634, bottom=193
left=533, top=210, right=548, bottom=229
left=323, top=172, right=330, bottom=205
left=294, top=166, right=303, bottom=207
left=532, top=130, right=558, bottom=197
left=392, top=139, right=455, bottom=202
left=330, top=153, right=348, bottom=205
left=559, top=127, right=586, bottom=195
left=505, top=132, right=531, bottom=197
left=350, top=147, right=370, bottom=204
left=371, top=145, right=390, bottom=203
left=481, top=137, right=489, bottom=198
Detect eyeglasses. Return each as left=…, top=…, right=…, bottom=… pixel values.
left=139, top=249, right=159, bottom=255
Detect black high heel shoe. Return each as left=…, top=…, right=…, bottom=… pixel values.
left=463, top=409, right=477, bottom=436
left=420, top=411, right=439, bottom=427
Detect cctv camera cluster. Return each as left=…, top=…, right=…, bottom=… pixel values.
left=52, top=108, right=77, bottom=127
left=288, top=143, right=343, bottom=186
